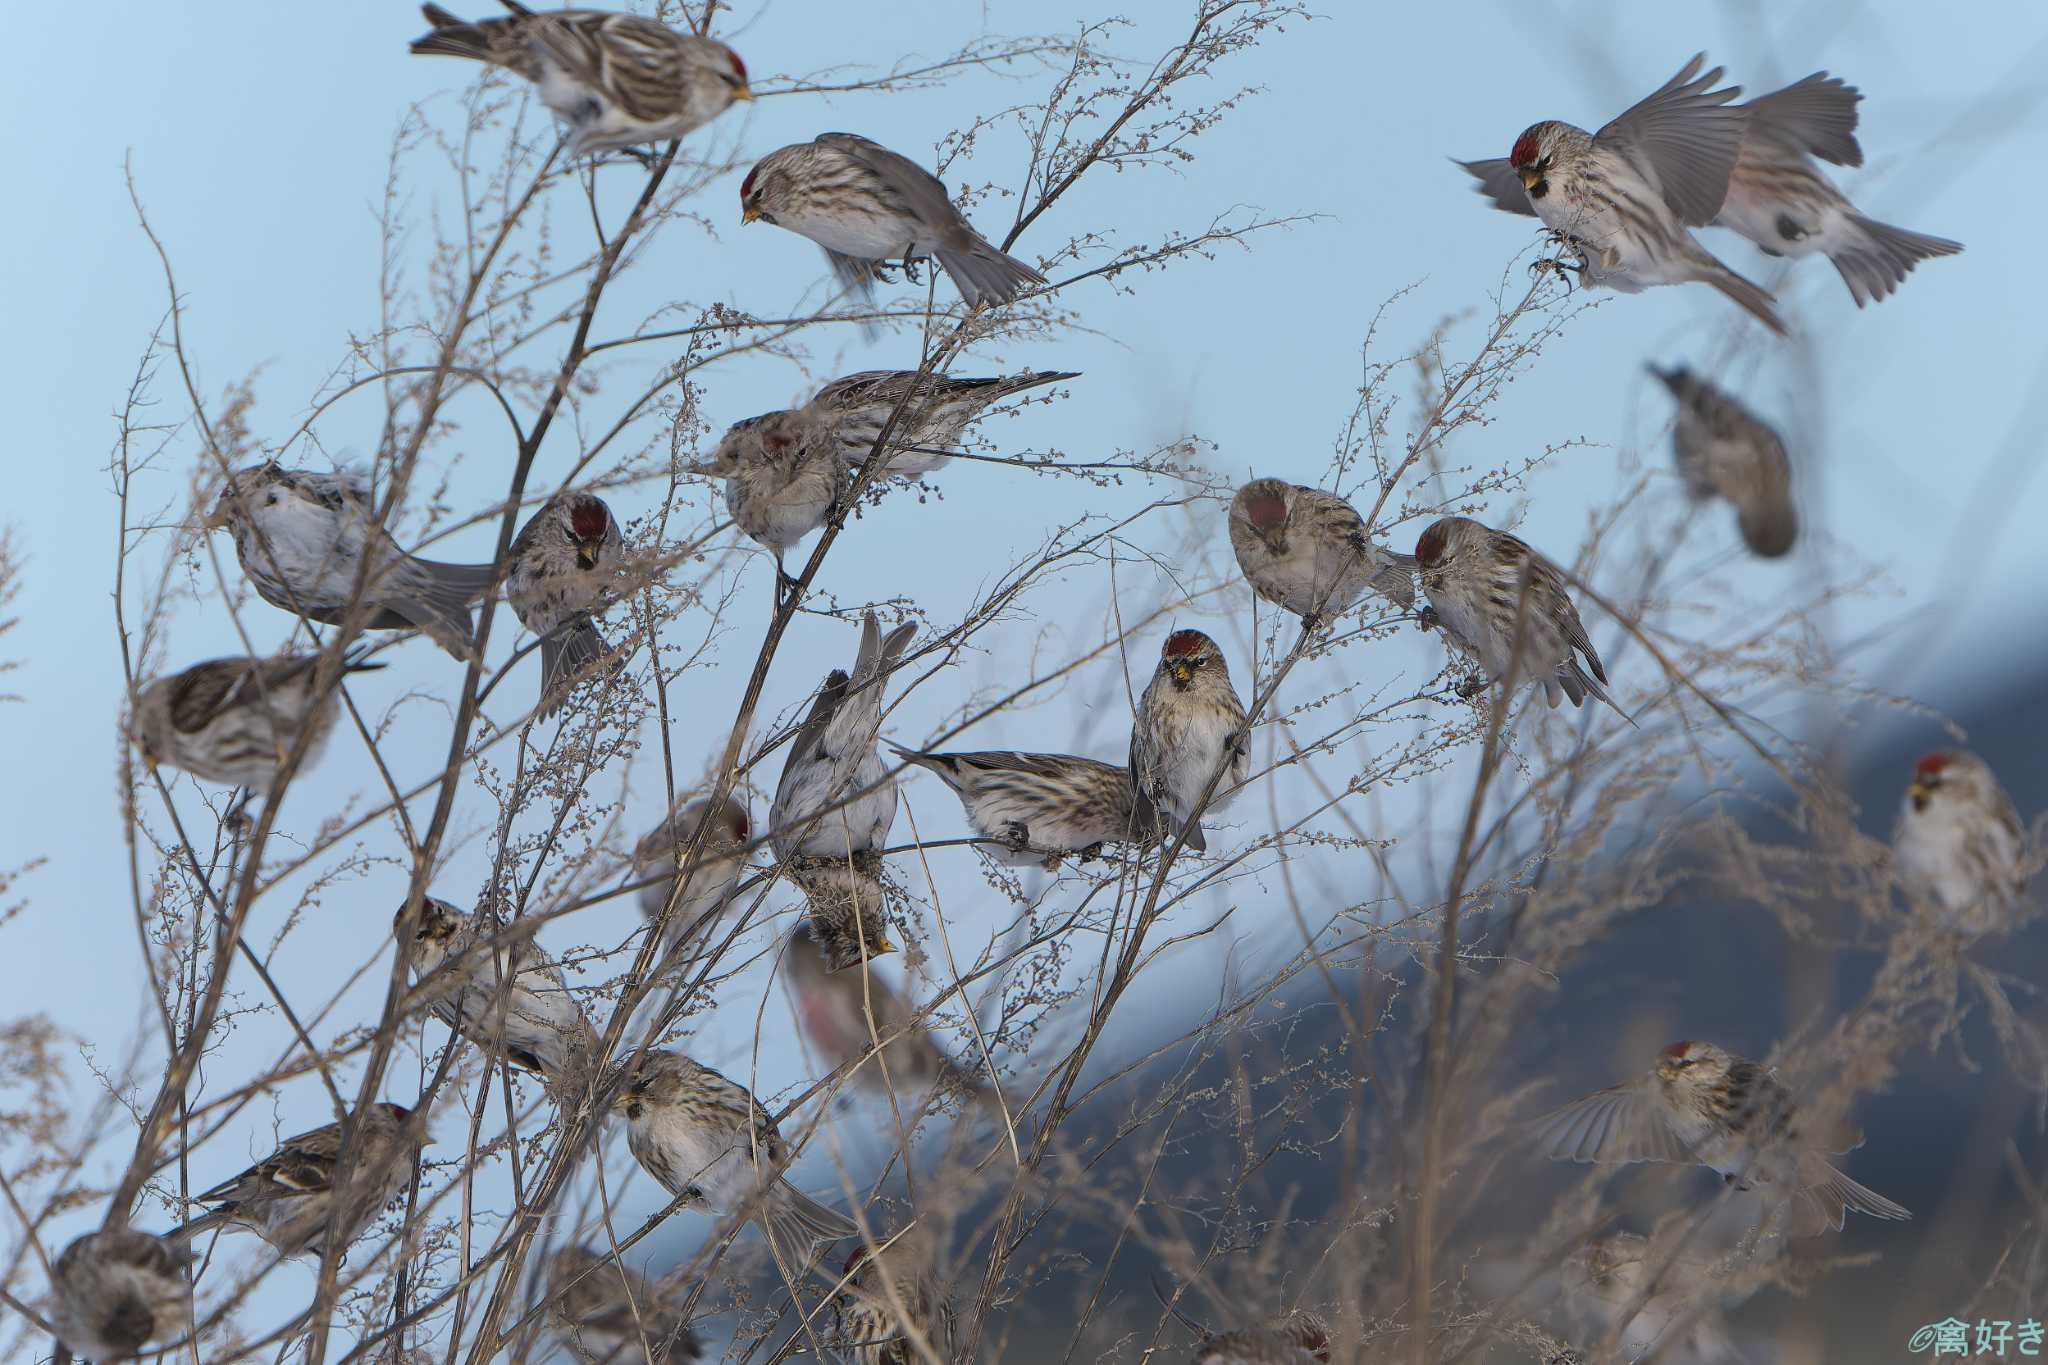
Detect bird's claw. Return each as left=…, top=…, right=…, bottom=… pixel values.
left=1456, top=674, right=1488, bottom=701
left=1416, top=606, right=1441, bottom=633
left=1001, top=821, right=1032, bottom=854
left=901, top=253, right=924, bottom=285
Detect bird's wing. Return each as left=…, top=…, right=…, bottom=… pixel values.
left=1456, top=157, right=1538, bottom=217
left=1594, top=53, right=1746, bottom=227
left=1742, top=72, right=1863, bottom=167
left=165, top=659, right=262, bottom=734
left=1531, top=1080, right=1694, bottom=1165
left=818, top=132, right=961, bottom=228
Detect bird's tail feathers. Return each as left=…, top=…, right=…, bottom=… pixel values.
left=1798, top=1156, right=1911, bottom=1234
left=1700, top=266, right=1789, bottom=337
left=757, top=1181, right=856, bottom=1272
left=538, top=616, right=616, bottom=717
left=381, top=558, right=494, bottom=657
left=1831, top=215, right=1963, bottom=307
left=937, top=242, right=1045, bottom=308
left=410, top=6, right=498, bottom=60
left=163, top=1208, right=230, bottom=1244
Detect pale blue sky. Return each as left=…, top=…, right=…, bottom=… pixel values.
left=3, top=0, right=2044, bottom=1351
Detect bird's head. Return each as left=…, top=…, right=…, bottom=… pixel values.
left=1908, top=751, right=1954, bottom=811
left=394, top=896, right=463, bottom=947
left=1655, top=1039, right=1731, bottom=1091
left=711, top=43, right=752, bottom=103
left=1509, top=121, right=1582, bottom=199
left=1237, top=479, right=1292, bottom=551
left=204, top=461, right=284, bottom=529
left=566, top=494, right=613, bottom=569
left=1161, top=629, right=1220, bottom=689
left=1413, top=517, right=1463, bottom=571
left=739, top=161, right=779, bottom=225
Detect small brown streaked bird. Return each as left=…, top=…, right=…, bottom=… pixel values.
left=633, top=791, right=753, bottom=962
left=741, top=133, right=1045, bottom=306
left=1648, top=365, right=1797, bottom=558
left=543, top=1244, right=704, bottom=1364
left=810, top=369, right=1080, bottom=480
left=1456, top=55, right=1786, bottom=334
left=1228, top=478, right=1416, bottom=627
left=1414, top=516, right=1623, bottom=717
left=1130, top=629, right=1249, bottom=854
left=891, top=744, right=1142, bottom=869
left=1892, top=749, right=2027, bottom=937
left=693, top=406, right=847, bottom=603
left=206, top=462, right=496, bottom=659
left=410, top=2, right=750, bottom=159
left=785, top=851, right=899, bottom=974
left=508, top=490, right=626, bottom=716
left=831, top=1234, right=960, bottom=1365
left=783, top=921, right=989, bottom=1109
left=165, top=1103, right=426, bottom=1258
left=1532, top=1040, right=1910, bottom=1236
left=395, top=896, right=597, bottom=1082
left=770, top=611, right=916, bottom=863
left=48, top=1228, right=193, bottom=1364
left=131, top=649, right=385, bottom=794
left=609, top=1050, right=857, bottom=1268
left=1713, top=72, right=1961, bottom=306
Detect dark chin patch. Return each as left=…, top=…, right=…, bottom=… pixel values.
left=1528, top=178, right=1549, bottom=200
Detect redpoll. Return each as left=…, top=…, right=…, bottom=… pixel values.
left=508, top=491, right=626, bottom=714
left=890, top=744, right=1140, bottom=868
left=1193, top=1311, right=1331, bottom=1365
left=1228, top=478, right=1416, bottom=626
left=833, top=1237, right=959, bottom=1365
left=395, top=896, right=596, bottom=1081
left=167, top=1103, right=424, bottom=1258
left=1648, top=366, right=1797, bottom=558
left=633, top=793, right=752, bottom=962
left=784, top=921, right=983, bottom=1105
left=770, top=611, right=916, bottom=862
left=410, top=2, right=750, bottom=159
left=1414, top=517, right=1620, bottom=715
left=1130, top=630, right=1250, bottom=854
left=1716, top=73, right=1961, bottom=306
left=1457, top=55, right=1787, bottom=335
left=1533, top=1040, right=1910, bottom=1236
left=132, top=649, right=385, bottom=794
left=741, top=134, right=1045, bottom=307
left=695, top=406, right=847, bottom=601
left=1565, top=1231, right=1740, bottom=1364
left=1893, top=750, right=2026, bottom=936
left=786, top=852, right=898, bottom=973
left=811, top=369, right=1081, bottom=479
left=207, top=463, right=496, bottom=659
left=610, top=1050, right=857, bottom=1265
left=49, top=1228, right=192, bottom=1363
left=544, top=1244, right=703, bottom=1365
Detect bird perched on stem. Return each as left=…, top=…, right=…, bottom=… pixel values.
left=543, top=1244, right=704, bottom=1364
left=1130, top=630, right=1249, bottom=854
left=1892, top=750, right=2027, bottom=937
left=890, top=744, right=1141, bottom=869
left=131, top=648, right=385, bottom=796
left=771, top=611, right=916, bottom=862
left=508, top=490, right=626, bottom=715
left=808, top=369, right=1080, bottom=480
left=696, top=407, right=847, bottom=605
left=1457, top=54, right=1787, bottom=335
left=395, top=896, right=597, bottom=1083
left=786, top=852, right=899, bottom=973
left=207, top=463, right=496, bottom=658
left=1228, top=478, right=1416, bottom=627
left=633, top=792, right=752, bottom=964
left=48, top=1228, right=192, bottom=1365
left=784, top=921, right=987, bottom=1109
left=409, top=1, right=751, bottom=160
left=610, top=1050, right=857, bottom=1269
left=166, top=1103, right=425, bottom=1258
left=1533, top=1040, right=1910, bottom=1237
left=831, top=1234, right=960, bottom=1365
left=1413, top=516, right=1624, bottom=718
left=741, top=133, right=1045, bottom=307
left=1713, top=72, right=1961, bottom=306
left=1648, top=365, right=1797, bottom=558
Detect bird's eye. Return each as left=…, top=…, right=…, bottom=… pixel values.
left=1538, top=155, right=1552, bottom=171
